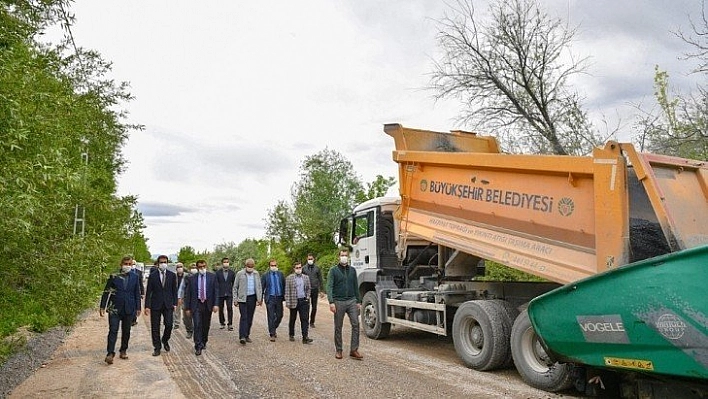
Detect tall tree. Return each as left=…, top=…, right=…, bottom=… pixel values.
left=431, top=0, right=602, bottom=155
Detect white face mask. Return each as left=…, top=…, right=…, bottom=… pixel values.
left=158, top=263, right=167, bottom=271
left=190, top=268, right=198, bottom=275
left=270, top=266, right=278, bottom=272
left=339, top=256, right=348, bottom=265
left=198, top=268, right=206, bottom=275
left=176, top=268, right=184, bottom=275
left=222, top=263, right=229, bottom=268
left=307, top=259, right=314, bottom=265
left=121, top=265, right=132, bottom=274
left=295, top=269, right=302, bottom=275
left=245, top=267, right=254, bottom=273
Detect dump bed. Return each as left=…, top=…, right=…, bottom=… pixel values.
left=386, top=124, right=708, bottom=285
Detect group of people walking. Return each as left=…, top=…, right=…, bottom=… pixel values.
left=99, top=249, right=362, bottom=363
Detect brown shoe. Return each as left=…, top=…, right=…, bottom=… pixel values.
left=349, top=350, right=363, bottom=360
left=104, top=353, right=114, bottom=364
left=335, top=351, right=343, bottom=359
left=119, top=351, right=128, bottom=359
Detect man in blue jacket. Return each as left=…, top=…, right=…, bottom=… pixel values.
left=261, top=259, right=286, bottom=341
left=184, top=259, right=219, bottom=355
left=100, top=256, right=142, bottom=364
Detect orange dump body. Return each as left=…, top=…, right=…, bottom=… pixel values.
left=386, top=124, right=708, bottom=285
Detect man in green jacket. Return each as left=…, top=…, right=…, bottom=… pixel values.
left=326, top=248, right=363, bottom=360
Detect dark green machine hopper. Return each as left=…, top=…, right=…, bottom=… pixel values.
left=528, top=245, right=708, bottom=380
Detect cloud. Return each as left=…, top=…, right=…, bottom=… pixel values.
left=138, top=201, right=197, bottom=217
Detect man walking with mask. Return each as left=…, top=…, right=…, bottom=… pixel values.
left=215, top=257, right=236, bottom=331
left=261, top=259, right=285, bottom=341
left=233, top=258, right=262, bottom=344
left=327, top=248, right=362, bottom=360
left=183, top=259, right=219, bottom=355
left=302, top=253, right=323, bottom=328
left=100, top=256, right=141, bottom=364
left=145, top=254, right=178, bottom=356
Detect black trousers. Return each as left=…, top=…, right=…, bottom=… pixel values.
left=150, top=306, right=173, bottom=350
left=192, top=300, right=213, bottom=350
left=309, top=288, right=319, bottom=324
left=288, top=297, right=310, bottom=338
left=266, top=295, right=284, bottom=336
left=107, top=312, right=132, bottom=355
left=238, top=294, right=257, bottom=339
left=218, top=296, right=234, bottom=326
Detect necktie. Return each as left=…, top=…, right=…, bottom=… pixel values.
left=161, top=271, right=165, bottom=287
left=199, top=275, right=206, bottom=302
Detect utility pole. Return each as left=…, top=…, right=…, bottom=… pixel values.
left=73, top=137, right=88, bottom=235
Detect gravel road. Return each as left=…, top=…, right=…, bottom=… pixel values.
left=5, top=296, right=570, bottom=398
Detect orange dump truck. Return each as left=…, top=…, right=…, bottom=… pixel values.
left=338, top=124, right=708, bottom=397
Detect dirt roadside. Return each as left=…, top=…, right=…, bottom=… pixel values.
left=7, top=296, right=566, bottom=398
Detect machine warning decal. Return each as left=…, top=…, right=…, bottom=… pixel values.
left=656, top=313, right=687, bottom=340
left=604, top=357, right=654, bottom=371
left=557, top=197, right=575, bottom=216
left=576, top=315, right=630, bottom=344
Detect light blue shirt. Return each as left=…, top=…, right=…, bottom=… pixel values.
left=295, top=274, right=305, bottom=299
left=246, top=273, right=256, bottom=295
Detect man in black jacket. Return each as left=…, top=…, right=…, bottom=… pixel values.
left=100, top=256, right=142, bottom=364
left=215, top=257, right=236, bottom=330
left=145, top=255, right=178, bottom=356
left=302, top=253, right=324, bottom=328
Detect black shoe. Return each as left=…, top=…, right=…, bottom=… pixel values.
left=220, top=325, right=225, bottom=330
left=162, top=342, right=170, bottom=352
left=174, top=325, right=180, bottom=329
left=227, top=325, right=234, bottom=331
left=186, top=332, right=193, bottom=339
left=289, top=336, right=295, bottom=342
left=152, top=349, right=161, bottom=356
left=239, top=338, right=246, bottom=345
left=245, top=337, right=252, bottom=343
left=302, top=337, right=313, bottom=344
left=195, top=349, right=202, bottom=356
left=131, top=321, right=138, bottom=326
left=309, top=323, right=315, bottom=328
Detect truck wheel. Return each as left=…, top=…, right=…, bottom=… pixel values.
left=362, top=291, right=390, bottom=339
left=488, top=300, right=518, bottom=369
left=452, top=300, right=511, bottom=371
left=511, top=309, right=573, bottom=392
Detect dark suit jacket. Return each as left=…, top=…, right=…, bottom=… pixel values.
left=184, top=272, right=219, bottom=311
left=100, top=272, right=141, bottom=316
left=130, top=268, right=145, bottom=296
left=215, top=268, right=236, bottom=297
left=261, top=270, right=286, bottom=302
left=145, top=269, right=178, bottom=310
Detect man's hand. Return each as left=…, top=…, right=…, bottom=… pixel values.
left=329, top=303, right=336, bottom=314
left=319, top=292, right=325, bottom=298
left=257, top=300, right=262, bottom=306
left=212, top=306, right=219, bottom=313
left=99, top=309, right=105, bottom=317
left=144, top=308, right=150, bottom=316
left=136, top=310, right=141, bottom=316
left=357, top=303, right=361, bottom=312
left=185, top=309, right=191, bottom=316
left=178, top=299, right=183, bottom=306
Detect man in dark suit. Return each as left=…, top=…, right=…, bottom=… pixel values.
left=215, top=257, right=236, bottom=331
left=261, top=258, right=285, bottom=341
left=100, top=256, right=142, bottom=364
left=129, top=259, right=144, bottom=326
left=184, top=259, right=219, bottom=355
left=145, top=254, right=178, bottom=356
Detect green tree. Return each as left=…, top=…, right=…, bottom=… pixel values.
left=356, top=174, right=396, bottom=203
left=265, top=200, right=296, bottom=253
left=431, top=0, right=603, bottom=155
left=177, top=245, right=199, bottom=266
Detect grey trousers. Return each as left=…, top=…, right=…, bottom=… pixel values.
left=333, top=298, right=360, bottom=352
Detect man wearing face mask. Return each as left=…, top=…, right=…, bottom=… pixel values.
left=233, top=258, right=262, bottom=344
left=327, top=248, right=362, bottom=360
left=215, top=257, right=236, bottom=331
left=285, top=261, right=313, bottom=344
left=144, top=254, right=178, bottom=356
left=301, top=253, right=324, bottom=328
left=261, top=259, right=285, bottom=341
left=183, top=260, right=219, bottom=355
left=99, top=256, right=142, bottom=364
left=177, top=264, right=197, bottom=339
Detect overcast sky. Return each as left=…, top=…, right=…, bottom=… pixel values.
left=61, top=0, right=704, bottom=257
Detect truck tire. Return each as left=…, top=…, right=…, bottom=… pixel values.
left=452, top=300, right=511, bottom=371
left=511, top=309, right=574, bottom=392
left=488, top=299, right=519, bottom=369
left=362, top=291, right=390, bottom=339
